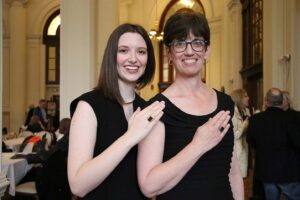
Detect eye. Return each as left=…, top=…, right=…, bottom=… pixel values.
left=137, top=48, right=147, bottom=55
left=192, top=39, right=205, bottom=47
left=118, top=48, right=128, bottom=54
left=174, top=41, right=186, bottom=48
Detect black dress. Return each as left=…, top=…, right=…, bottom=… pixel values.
left=151, top=90, right=235, bottom=200
left=70, top=90, right=149, bottom=200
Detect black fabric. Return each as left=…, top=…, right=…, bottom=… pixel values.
left=70, top=89, right=149, bottom=200
left=149, top=90, right=235, bottom=200
left=247, top=107, right=300, bottom=183
left=35, top=149, right=71, bottom=200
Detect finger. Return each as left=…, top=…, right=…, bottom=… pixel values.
left=214, top=111, right=230, bottom=132
left=209, top=111, right=226, bottom=125
left=147, top=111, right=164, bottom=124
left=130, top=107, right=141, bottom=120
left=219, top=124, right=230, bottom=136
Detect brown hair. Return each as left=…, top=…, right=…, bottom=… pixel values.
left=230, top=89, right=247, bottom=116
left=163, top=12, right=210, bottom=48
left=59, top=118, right=71, bottom=136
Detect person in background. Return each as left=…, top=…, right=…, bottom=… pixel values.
left=27, top=115, right=45, bottom=133
left=24, top=104, right=35, bottom=127
left=68, top=23, right=165, bottom=199
left=247, top=88, right=300, bottom=200
left=33, top=99, right=48, bottom=128
left=55, top=117, right=70, bottom=141
left=137, top=12, right=243, bottom=200
left=230, top=88, right=250, bottom=178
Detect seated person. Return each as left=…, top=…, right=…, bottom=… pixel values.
left=27, top=115, right=45, bottom=133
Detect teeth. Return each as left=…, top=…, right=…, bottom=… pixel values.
left=183, top=59, right=196, bottom=63
left=125, top=66, right=138, bottom=70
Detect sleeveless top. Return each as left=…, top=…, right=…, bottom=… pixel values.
left=70, top=89, right=149, bottom=200
left=150, top=90, right=235, bottom=200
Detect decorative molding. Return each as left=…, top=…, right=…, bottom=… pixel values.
left=227, top=0, right=239, bottom=10
left=6, top=0, right=28, bottom=7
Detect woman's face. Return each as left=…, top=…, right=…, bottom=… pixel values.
left=242, top=93, right=250, bottom=107
left=168, top=32, right=210, bottom=78
left=117, top=32, right=148, bottom=83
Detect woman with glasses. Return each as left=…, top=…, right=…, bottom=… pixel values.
left=137, top=12, right=244, bottom=200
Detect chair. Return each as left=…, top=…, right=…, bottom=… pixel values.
left=15, top=181, right=39, bottom=200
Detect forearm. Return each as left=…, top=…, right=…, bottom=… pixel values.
left=68, top=134, right=133, bottom=197
left=139, top=142, right=204, bottom=197
left=229, top=147, right=244, bottom=200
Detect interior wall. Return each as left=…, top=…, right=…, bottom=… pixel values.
left=292, top=0, right=300, bottom=109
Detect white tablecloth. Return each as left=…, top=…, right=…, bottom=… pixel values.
left=3, top=138, right=25, bottom=152
left=1, top=152, right=31, bottom=196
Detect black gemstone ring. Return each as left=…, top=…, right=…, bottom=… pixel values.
left=219, top=126, right=225, bottom=132
left=147, top=116, right=154, bottom=122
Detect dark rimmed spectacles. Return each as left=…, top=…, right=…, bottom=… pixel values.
left=169, top=39, right=208, bottom=53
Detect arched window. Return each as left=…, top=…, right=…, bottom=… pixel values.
left=157, top=0, right=205, bottom=91
left=43, top=10, right=60, bottom=85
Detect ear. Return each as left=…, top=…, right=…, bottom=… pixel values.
left=166, top=46, right=173, bottom=61
left=204, top=46, right=211, bottom=60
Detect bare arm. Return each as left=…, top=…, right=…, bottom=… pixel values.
left=229, top=144, right=244, bottom=200
left=68, top=101, right=164, bottom=197
left=138, top=111, right=231, bottom=197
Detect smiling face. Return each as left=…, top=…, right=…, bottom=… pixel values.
left=168, top=32, right=210, bottom=78
left=117, top=32, right=148, bottom=84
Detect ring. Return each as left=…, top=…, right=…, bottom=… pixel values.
left=219, top=126, right=225, bottom=132
left=147, top=116, right=153, bottom=122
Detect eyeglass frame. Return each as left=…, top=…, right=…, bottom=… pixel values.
left=168, top=39, right=208, bottom=53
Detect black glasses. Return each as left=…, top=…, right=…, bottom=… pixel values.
left=169, top=39, right=208, bottom=53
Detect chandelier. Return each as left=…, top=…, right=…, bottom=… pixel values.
left=149, top=0, right=163, bottom=41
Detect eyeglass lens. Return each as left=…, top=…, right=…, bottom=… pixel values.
left=172, top=39, right=206, bottom=53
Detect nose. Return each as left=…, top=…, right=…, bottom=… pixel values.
left=185, top=43, right=194, bottom=55
left=128, top=51, right=137, bottom=63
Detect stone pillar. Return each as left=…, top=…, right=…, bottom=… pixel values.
left=60, top=0, right=97, bottom=118
left=223, top=0, right=243, bottom=92
left=8, top=0, right=28, bottom=131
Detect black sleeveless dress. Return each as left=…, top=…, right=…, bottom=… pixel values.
left=70, top=89, right=149, bottom=200
left=150, top=90, right=235, bottom=200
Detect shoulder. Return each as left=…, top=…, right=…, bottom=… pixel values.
left=146, top=93, right=165, bottom=105
left=70, top=90, right=106, bottom=117
left=214, top=89, right=234, bottom=113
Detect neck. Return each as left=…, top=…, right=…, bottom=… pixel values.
left=118, top=79, right=136, bottom=104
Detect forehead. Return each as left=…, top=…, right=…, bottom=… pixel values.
left=118, top=32, right=146, bottom=47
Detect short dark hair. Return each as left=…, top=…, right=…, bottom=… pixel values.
left=163, top=12, right=210, bottom=48
left=96, top=23, right=155, bottom=104
left=266, top=88, right=283, bottom=107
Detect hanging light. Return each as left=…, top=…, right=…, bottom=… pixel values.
left=148, top=0, right=163, bottom=41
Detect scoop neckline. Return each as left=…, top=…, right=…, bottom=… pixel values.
left=158, top=89, right=220, bottom=119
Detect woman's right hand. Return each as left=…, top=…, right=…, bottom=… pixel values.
left=192, top=110, right=231, bottom=153
left=125, top=101, right=165, bottom=146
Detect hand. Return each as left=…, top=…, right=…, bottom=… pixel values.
left=125, top=101, right=165, bottom=145
left=192, top=110, right=231, bottom=153
left=242, top=118, right=249, bottom=129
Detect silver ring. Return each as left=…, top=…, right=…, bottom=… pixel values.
left=147, top=116, right=153, bottom=122
left=219, top=126, right=225, bottom=132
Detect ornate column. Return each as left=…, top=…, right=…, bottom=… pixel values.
left=8, top=0, right=28, bottom=131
